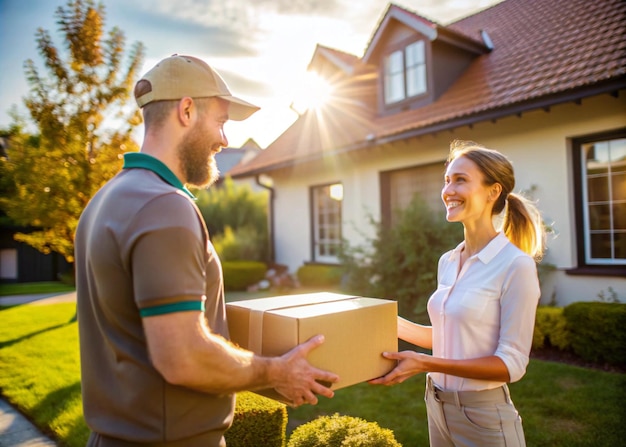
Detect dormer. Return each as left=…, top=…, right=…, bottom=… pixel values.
left=362, top=4, right=491, bottom=116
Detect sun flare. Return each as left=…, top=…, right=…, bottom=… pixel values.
left=290, top=72, right=333, bottom=115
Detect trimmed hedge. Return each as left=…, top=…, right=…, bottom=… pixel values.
left=532, top=306, right=569, bottom=351
left=287, top=413, right=402, bottom=447
left=222, top=261, right=267, bottom=291
left=563, top=302, right=626, bottom=366
left=226, top=392, right=287, bottom=447
left=296, top=264, right=343, bottom=288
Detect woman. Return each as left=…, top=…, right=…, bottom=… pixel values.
left=371, top=140, right=545, bottom=447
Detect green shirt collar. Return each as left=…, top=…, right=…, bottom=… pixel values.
left=123, top=152, right=195, bottom=200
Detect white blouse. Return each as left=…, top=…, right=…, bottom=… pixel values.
left=427, top=232, right=540, bottom=391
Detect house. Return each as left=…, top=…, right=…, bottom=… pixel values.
left=214, top=138, right=263, bottom=190
left=0, top=220, right=71, bottom=283
left=229, top=0, right=626, bottom=306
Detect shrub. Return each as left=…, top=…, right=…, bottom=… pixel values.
left=222, top=261, right=267, bottom=291
left=340, top=194, right=462, bottom=322
left=195, top=177, right=269, bottom=262
left=532, top=306, right=569, bottom=351
left=563, top=302, right=626, bottom=366
left=287, top=413, right=402, bottom=447
left=296, top=264, right=343, bottom=288
left=226, top=392, right=287, bottom=447
left=213, top=225, right=269, bottom=262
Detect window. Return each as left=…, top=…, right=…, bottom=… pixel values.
left=384, top=40, right=427, bottom=105
left=384, top=51, right=405, bottom=104
left=381, top=162, right=445, bottom=228
left=574, top=131, right=626, bottom=268
left=312, top=183, right=343, bottom=263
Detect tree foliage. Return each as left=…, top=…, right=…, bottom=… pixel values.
left=0, top=0, right=145, bottom=262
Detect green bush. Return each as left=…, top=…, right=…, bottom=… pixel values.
left=287, top=414, right=402, bottom=447
left=213, top=225, right=269, bottom=262
left=340, top=194, right=462, bottom=321
left=532, top=306, right=569, bottom=350
left=195, top=177, right=269, bottom=262
left=222, top=261, right=267, bottom=291
left=563, top=302, right=626, bottom=366
left=226, top=392, right=288, bottom=447
left=296, top=264, right=343, bottom=288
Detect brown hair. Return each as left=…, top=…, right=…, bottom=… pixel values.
left=447, top=140, right=545, bottom=260
left=142, top=100, right=177, bottom=128
left=140, top=96, right=214, bottom=129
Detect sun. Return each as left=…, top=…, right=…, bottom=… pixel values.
left=290, top=72, right=333, bottom=115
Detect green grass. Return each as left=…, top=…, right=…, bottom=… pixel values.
left=288, top=361, right=626, bottom=447
left=0, top=303, right=87, bottom=445
left=0, top=281, right=75, bottom=296
left=1, top=296, right=625, bottom=447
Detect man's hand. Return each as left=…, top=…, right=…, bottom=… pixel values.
left=272, top=335, right=339, bottom=407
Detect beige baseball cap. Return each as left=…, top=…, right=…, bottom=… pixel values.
left=134, top=54, right=260, bottom=121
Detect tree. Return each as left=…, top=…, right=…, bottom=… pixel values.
left=0, top=0, right=145, bottom=262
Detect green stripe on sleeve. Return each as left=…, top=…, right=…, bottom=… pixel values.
left=140, top=301, right=205, bottom=317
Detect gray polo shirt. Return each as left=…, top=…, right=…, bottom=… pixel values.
left=75, top=153, right=233, bottom=445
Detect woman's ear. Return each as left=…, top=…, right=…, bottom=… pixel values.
left=490, top=183, right=503, bottom=202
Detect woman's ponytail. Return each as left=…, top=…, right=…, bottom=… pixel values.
left=502, top=193, right=545, bottom=261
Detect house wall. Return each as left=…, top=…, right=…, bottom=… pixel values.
left=270, top=93, right=626, bottom=305
left=0, top=230, right=71, bottom=283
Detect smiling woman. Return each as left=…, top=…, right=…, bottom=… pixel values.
left=290, top=72, right=333, bottom=115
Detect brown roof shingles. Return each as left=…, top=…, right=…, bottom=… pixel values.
left=230, top=0, right=626, bottom=177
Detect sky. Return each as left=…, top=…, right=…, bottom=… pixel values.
left=0, top=0, right=502, bottom=148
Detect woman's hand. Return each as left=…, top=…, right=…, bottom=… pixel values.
left=369, top=351, right=430, bottom=386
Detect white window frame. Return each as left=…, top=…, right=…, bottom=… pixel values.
left=579, top=135, right=626, bottom=265
left=312, top=183, right=343, bottom=263
left=383, top=40, right=427, bottom=105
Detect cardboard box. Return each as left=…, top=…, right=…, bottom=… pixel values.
left=226, top=292, right=397, bottom=403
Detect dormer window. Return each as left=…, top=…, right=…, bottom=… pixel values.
left=383, top=40, right=427, bottom=105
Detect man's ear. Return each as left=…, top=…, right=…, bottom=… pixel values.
left=177, top=97, right=194, bottom=126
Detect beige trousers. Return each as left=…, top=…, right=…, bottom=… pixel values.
left=424, top=374, right=526, bottom=447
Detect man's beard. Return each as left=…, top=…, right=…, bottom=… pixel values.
left=177, top=122, right=220, bottom=188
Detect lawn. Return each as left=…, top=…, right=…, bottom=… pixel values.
left=287, top=361, right=626, bottom=446
left=0, top=281, right=75, bottom=296
left=1, top=292, right=625, bottom=446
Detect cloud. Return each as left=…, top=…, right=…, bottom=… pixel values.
left=126, top=0, right=257, bottom=35
left=109, top=1, right=276, bottom=100
left=253, top=0, right=344, bottom=16
left=120, top=0, right=350, bottom=55
left=218, top=68, right=275, bottom=98
left=109, top=2, right=259, bottom=59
